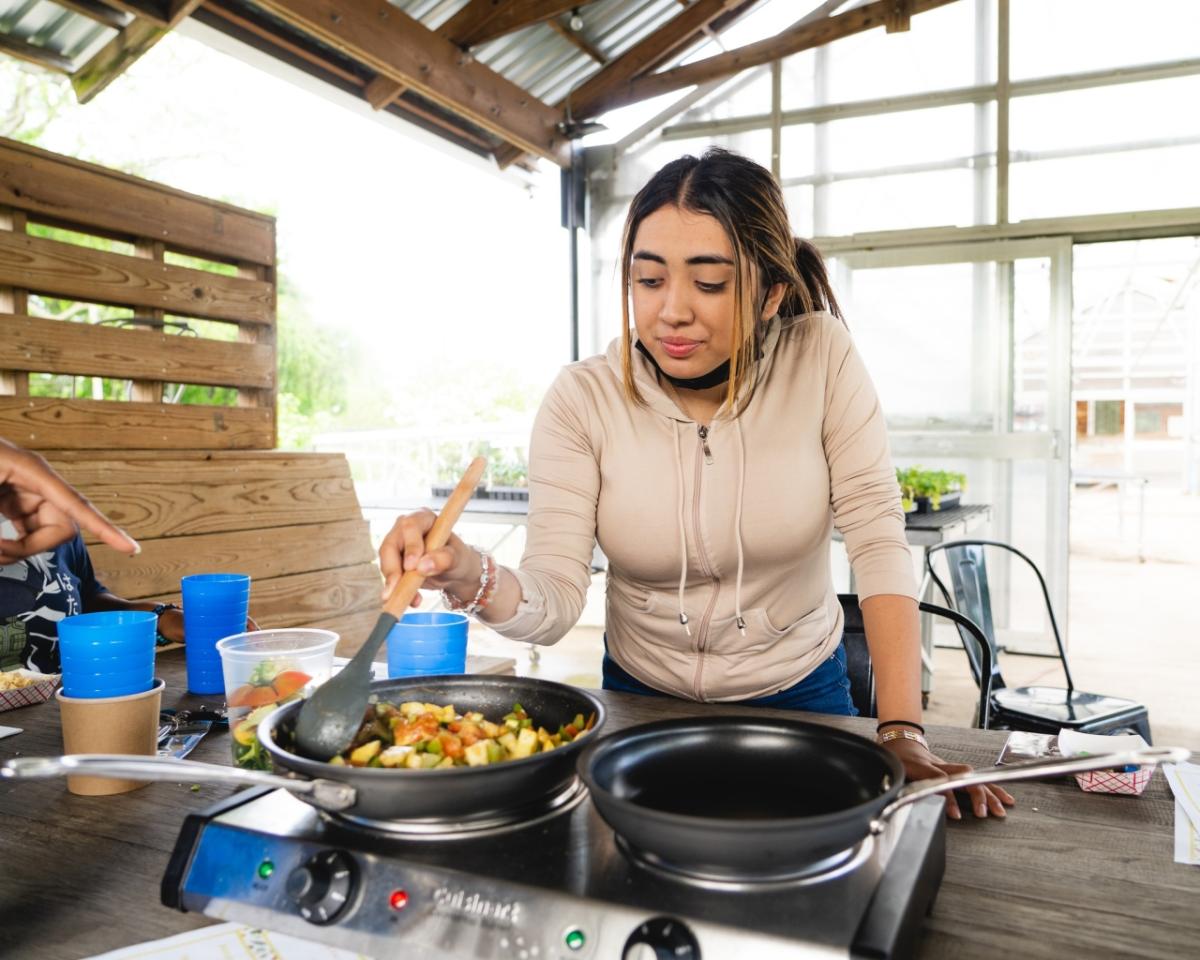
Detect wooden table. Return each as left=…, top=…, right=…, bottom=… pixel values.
left=1, top=651, right=1196, bottom=959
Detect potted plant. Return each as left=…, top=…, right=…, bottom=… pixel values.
left=896, top=466, right=967, bottom=513
left=431, top=442, right=490, bottom=500
left=487, top=448, right=529, bottom=501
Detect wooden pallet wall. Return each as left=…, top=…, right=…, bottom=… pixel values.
left=0, top=136, right=276, bottom=448
left=1, top=139, right=380, bottom=656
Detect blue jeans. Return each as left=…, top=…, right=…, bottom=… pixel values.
left=601, top=639, right=858, bottom=716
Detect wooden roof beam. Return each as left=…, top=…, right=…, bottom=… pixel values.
left=256, top=0, right=567, bottom=165
left=50, top=0, right=130, bottom=31
left=72, top=0, right=204, bottom=103
left=441, top=1, right=596, bottom=49
left=596, top=0, right=962, bottom=115
left=0, top=34, right=74, bottom=73
left=547, top=15, right=606, bottom=65
left=563, top=0, right=746, bottom=121
left=94, top=0, right=170, bottom=28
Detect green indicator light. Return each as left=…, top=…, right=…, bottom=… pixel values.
left=257, top=860, right=275, bottom=880
left=565, top=929, right=585, bottom=951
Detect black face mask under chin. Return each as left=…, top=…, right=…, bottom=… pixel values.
left=635, top=339, right=730, bottom=390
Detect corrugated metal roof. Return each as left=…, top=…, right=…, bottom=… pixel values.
left=0, top=0, right=116, bottom=68
left=387, top=0, right=695, bottom=107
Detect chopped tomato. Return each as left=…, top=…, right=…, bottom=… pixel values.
left=228, top=683, right=279, bottom=708
left=270, top=670, right=312, bottom=700
left=438, top=731, right=464, bottom=759
left=393, top=713, right=440, bottom=746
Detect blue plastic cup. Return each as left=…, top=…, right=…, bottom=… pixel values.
left=386, top=612, right=468, bottom=678
left=57, top=611, right=157, bottom=698
left=182, top=573, right=251, bottom=695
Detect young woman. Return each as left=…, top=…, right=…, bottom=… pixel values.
left=380, top=148, right=1013, bottom=819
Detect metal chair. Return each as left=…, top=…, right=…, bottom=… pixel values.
left=925, top=539, right=1151, bottom=741
left=838, top=594, right=994, bottom=727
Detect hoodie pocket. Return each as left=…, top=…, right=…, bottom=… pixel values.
left=707, top=602, right=828, bottom=656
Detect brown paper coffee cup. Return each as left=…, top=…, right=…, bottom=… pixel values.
left=56, top=678, right=164, bottom=796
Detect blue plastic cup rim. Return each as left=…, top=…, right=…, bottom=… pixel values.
left=181, top=574, right=251, bottom=586
left=394, top=612, right=470, bottom=629
left=57, top=676, right=165, bottom=704
left=388, top=667, right=467, bottom=677
left=58, top=610, right=157, bottom=635
left=61, top=674, right=155, bottom=698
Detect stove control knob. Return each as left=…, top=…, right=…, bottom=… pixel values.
left=623, top=917, right=700, bottom=960
left=286, top=850, right=357, bottom=925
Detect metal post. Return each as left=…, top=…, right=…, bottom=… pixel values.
left=996, top=0, right=1010, bottom=226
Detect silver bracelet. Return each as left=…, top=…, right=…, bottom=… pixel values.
left=441, top=548, right=495, bottom=616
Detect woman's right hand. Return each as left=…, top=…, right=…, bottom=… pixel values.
left=378, top=509, right=478, bottom=605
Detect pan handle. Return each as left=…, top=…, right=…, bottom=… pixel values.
left=1, top=754, right=358, bottom=812
left=873, top=746, right=1191, bottom=829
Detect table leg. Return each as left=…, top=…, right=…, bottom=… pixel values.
left=918, top=568, right=934, bottom=709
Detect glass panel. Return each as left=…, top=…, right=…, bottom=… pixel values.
left=1009, top=145, right=1200, bottom=221
left=1010, top=76, right=1200, bottom=154
left=836, top=261, right=997, bottom=429
left=824, top=104, right=977, bottom=172
left=1011, top=0, right=1200, bottom=80
left=821, top=167, right=977, bottom=235
left=822, top=0, right=986, bottom=101
left=836, top=252, right=1064, bottom=655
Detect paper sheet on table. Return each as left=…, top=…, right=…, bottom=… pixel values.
left=87, top=923, right=373, bottom=960
left=1164, top=761, right=1200, bottom=828
left=1175, top=801, right=1200, bottom=865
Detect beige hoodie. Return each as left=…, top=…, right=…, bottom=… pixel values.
left=488, top=311, right=918, bottom=701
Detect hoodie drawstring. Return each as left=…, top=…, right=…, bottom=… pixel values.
left=733, top=418, right=747, bottom=637
left=672, top=421, right=691, bottom=636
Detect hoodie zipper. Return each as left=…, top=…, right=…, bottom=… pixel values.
left=691, top=423, right=720, bottom=700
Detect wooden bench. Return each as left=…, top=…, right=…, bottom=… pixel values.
left=46, top=450, right=383, bottom=657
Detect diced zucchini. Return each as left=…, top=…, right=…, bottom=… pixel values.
left=348, top=740, right=382, bottom=766
left=498, top=732, right=518, bottom=754
left=486, top=740, right=504, bottom=763
left=405, top=751, right=425, bottom=769
left=425, top=737, right=444, bottom=756
left=480, top=720, right=502, bottom=738
left=436, top=756, right=455, bottom=768
left=328, top=755, right=346, bottom=766
left=419, top=753, right=442, bottom=769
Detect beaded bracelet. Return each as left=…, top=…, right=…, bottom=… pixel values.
left=876, top=728, right=929, bottom=750
left=441, top=548, right=497, bottom=617
left=876, top=719, right=926, bottom=735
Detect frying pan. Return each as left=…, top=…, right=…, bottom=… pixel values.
left=3, top=675, right=605, bottom=824
left=577, top=716, right=1189, bottom=881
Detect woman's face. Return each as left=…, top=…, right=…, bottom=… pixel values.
left=630, top=205, right=741, bottom=378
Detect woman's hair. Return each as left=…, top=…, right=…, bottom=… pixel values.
left=619, top=147, right=842, bottom=410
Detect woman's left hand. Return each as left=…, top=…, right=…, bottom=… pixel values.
left=881, top=737, right=1015, bottom=820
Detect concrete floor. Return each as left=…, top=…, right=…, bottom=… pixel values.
left=464, top=484, right=1200, bottom=752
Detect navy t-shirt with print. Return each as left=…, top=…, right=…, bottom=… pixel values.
left=0, top=533, right=106, bottom=673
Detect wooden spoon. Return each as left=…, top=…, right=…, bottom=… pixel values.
left=292, top=456, right=487, bottom=760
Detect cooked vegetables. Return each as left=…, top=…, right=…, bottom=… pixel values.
left=331, top=700, right=597, bottom=769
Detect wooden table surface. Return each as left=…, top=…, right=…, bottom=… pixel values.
left=1, top=650, right=1196, bottom=959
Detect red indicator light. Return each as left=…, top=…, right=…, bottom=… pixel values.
left=389, top=890, right=409, bottom=911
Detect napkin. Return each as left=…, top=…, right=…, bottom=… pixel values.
left=1164, top=762, right=1200, bottom=866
